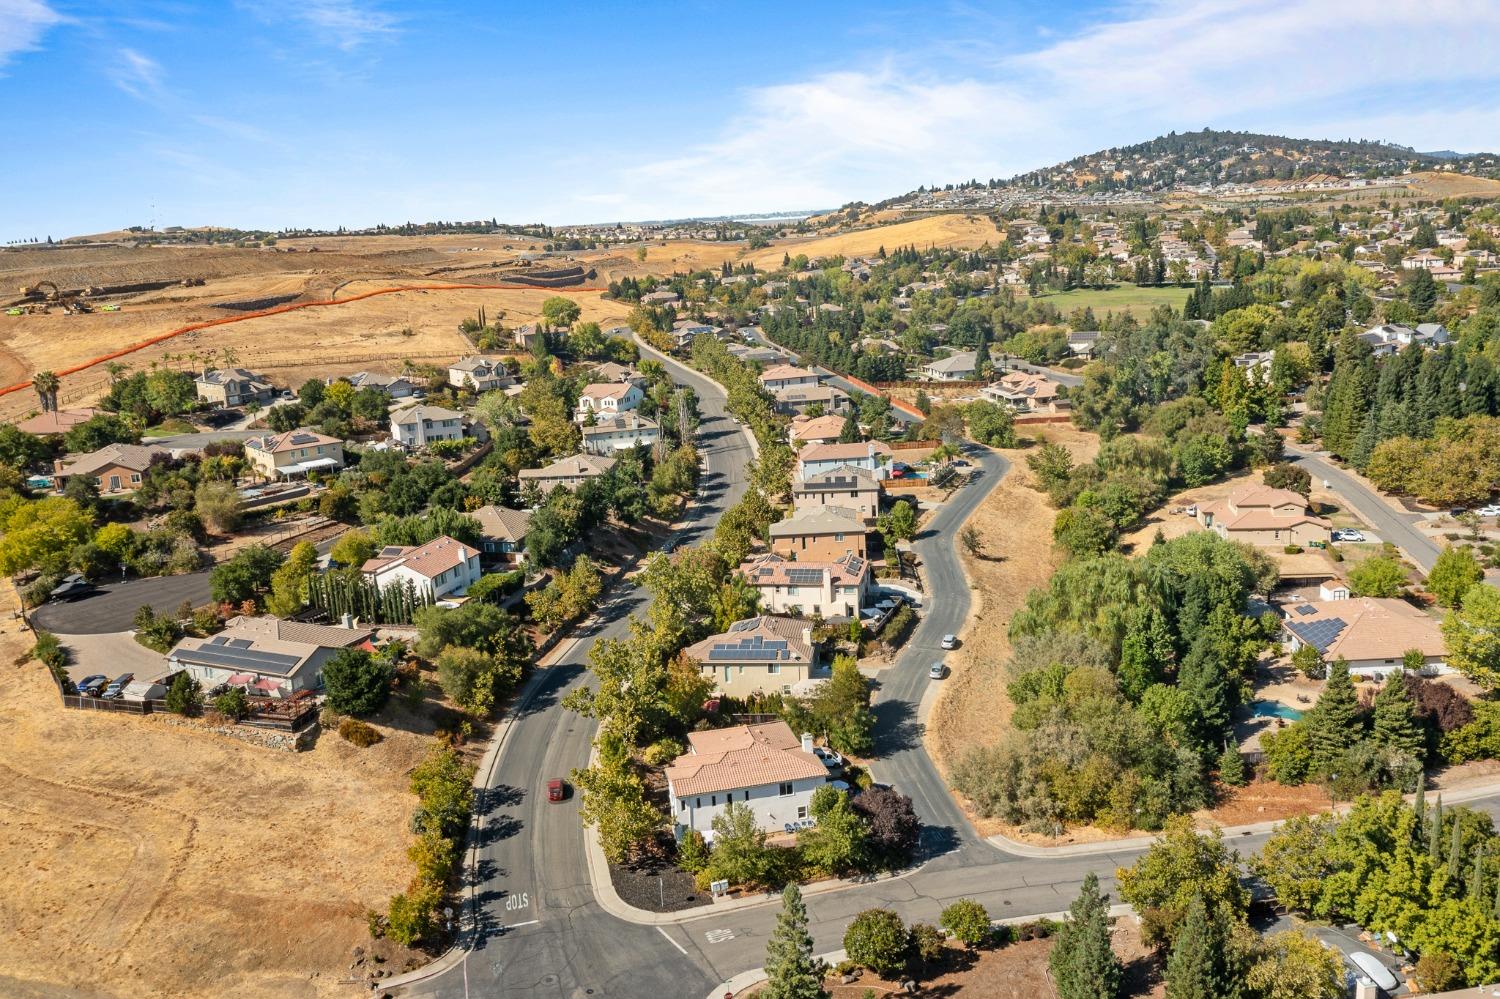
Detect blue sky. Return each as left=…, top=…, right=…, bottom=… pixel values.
left=2, top=0, right=1499, bottom=239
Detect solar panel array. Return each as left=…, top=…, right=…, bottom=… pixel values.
left=785, top=568, right=825, bottom=586
left=1288, top=616, right=1348, bottom=653
left=707, top=634, right=790, bottom=661
left=175, top=637, right=302, bottom=675
left=1294, top=604, right=1317, bottom=614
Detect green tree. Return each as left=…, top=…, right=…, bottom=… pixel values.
left=540, top=295, right=582, bottom=329
left=164, top=672, right=201, bottom=715
left=965, top=399, right=1017, bottom=447
left=707, top=801, right=773, bottom=888
left=322, top=647, right=392, bottom=716
left=1052, top=505, right=1118, bottom=558
left=1429, top=547, right=1485, bottom=608
left=1218, top=743, right=1247, bottom=787
left=1304, top=657, right=1359, bottom=777
left=1050, top=872, right=1122, bottom=999
left=330, top=529, right=376, bottom=568
left=939, top=898, right=991, bottom=949
left=1348, top=555, right=1406, bottom=597
left=1442, top=584, right=1500, bottom=688
left=194, top=480, right=244, bottom=533
left=1116, top=816, right=1246, bottom=946
left=436, top=646, right=521, bottom=715
left=265, top=541, right=318, bottom=617
left=0, top=495, right=92, bottom=575
left=1244, top=930, right=1343, bottom=998
left=1164, top=895, right=1237, bottom=999
left=572, top=731, right=660, bottom=863
left=877, top=500, right=917, bottom=550
left=797, top=786, right=869, bottom=875
left=843, top=908, right=908, bottom=978
left=762, top=883, right=827, bottom=999
left=208, top=544, right=285, bottom=607
left=1371, top=670, right=1424, bottom=762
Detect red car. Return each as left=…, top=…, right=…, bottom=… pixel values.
left=547, top=778, right=566, bottom=803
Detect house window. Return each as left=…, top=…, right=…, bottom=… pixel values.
left=131, top=473, right=142, bottom=483
left=797, top=806, right=807, bottom=820
left=768, top=664, right=779, bottom=674
left=835, top=533, right=844, bottom=542
left=778, top=783, right=793, bottom=796
left=711, top=795, right=717, bottom=806
left=695, top=797, right=702, bottom=808
left=744, top=790, right=750, bottom=802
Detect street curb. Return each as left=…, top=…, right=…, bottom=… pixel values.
left=633, top=333, right=760, bottom=461
left=985, top=779, right=1500, bottom=859
left=1285, top=446, right=1437, bottom=572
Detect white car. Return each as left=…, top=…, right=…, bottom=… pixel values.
left=813, top=746, right=844, bottom=769
left=928, top=662, right=946, bottom=680
left=940, top=634, right=958, bottom=650
left=1332, top=529, right=1366, bottom=543
left=1478, top=504, right=1500, bottom=518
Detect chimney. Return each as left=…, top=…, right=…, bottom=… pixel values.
left=801, top=732, right=815, bottom=754
left=340, top=612, right=354, bottom=629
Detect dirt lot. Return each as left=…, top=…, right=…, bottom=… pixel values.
left=926, top=426, right=1100, bottom=777
left=740, top=917, right=1160, bottom=997
left=0, top=582, right=452, bottom=999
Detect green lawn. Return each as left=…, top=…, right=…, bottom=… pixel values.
left=1029, top=284, right=1191, bottom=318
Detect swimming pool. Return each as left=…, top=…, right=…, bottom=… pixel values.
left=1250, top=700, right=1304, bottom=721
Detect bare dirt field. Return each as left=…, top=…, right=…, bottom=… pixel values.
left=0, top=583, right=450, bottom=999
left=927, top=426, right=1100, bottom=778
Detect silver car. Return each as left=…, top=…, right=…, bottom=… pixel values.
left=928, top=662, right=945, bottom=680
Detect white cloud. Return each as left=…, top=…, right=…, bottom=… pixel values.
left=0, top=0, right=66, bottom=72
left=248, top=0, right=400, bottom=50
left=581, top=0, right=1500, bottom=221
left=110, top=47, right=164, bottom=100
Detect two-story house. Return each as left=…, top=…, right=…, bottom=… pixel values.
left=448, top=356, right=514, bottom=393
left=758, top=364, right=820, bottom=394
left=769, top=505, right=868, bottom=561
left=665, top=722, right=830, bottom=841
left=737, top=551, right=870, bottom=619
left=791, top=466, right=882, bottom=523
left=789, top=414, right=848, bottom=447
left=194, top=367, right=274, bottom=408
left=581, top=412, right=661, bottom=455
left=243, top=429, right=345, bottom=479
left=774, top=384, right=850, bottom=416
left=576, top=382, right=644, bottom=422
left=1196, top=484, right=1330, bottom=547
left=683, top=616, right=820, bottom=698
left=390, top=404, right=482, bottom=448
left=796, top=441, right=891, bottom=482
left=470, top=505, right=530, bottom=566
left=980, top=371, right=1064, bottom=413
left=361, top=535, right=481, bottom=601
left=518, top=453, right=617, bottom=496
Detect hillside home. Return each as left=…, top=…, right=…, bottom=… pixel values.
left=340, top=371, right=420, bottom=398
left=518, top=453, right=617, bottom=496
left=167, top=615, right=374, bottom=696
left=920, top=351, right=977, bottom=382
left=576, top=382, right=644, bottom=421
left=361, top=535, right=481, bottom=600
left=1196, top=484, right=1330, bottom=547
left=665, top=722, right=829, bottom=841
left=981, top=371, right=1064, bottom=413
left=737, top=551, right=870, bottom=619
left=641, top=289, right=681, bottom=308
left=774, top=384, right=850, bottom=416
left=581, top=413, right=661, bottom=455
left=1067, top=331, right=1102, bottom=358
left=1231, top=351, right=1276, bottom=375
left=769, top=505, right=868, bottom=561
left=470, top=505, right=530, bottom=566
left=194, top=367, right=274, bottom=408
left=243, top=428, right=345, bottom=479
left=390, top=404, right=483, bottom=448
left=448, top=356, right=513, bottom=393
left=796, top=441, right=891, bottom=481
left=683, top=617, right=819, bottom=698
left=789, top=414, right=848, bottom=446
left=513, top=324, right=543, bottom=351
left=590, top=361, right=646, bottom=387
left=792, top=466, right=882, bottom=523
left=759, top=364, right=820, bottom=393
left=53, top=443, right=167, bottom=494
left=1281, top=595, right=1446, bottom=679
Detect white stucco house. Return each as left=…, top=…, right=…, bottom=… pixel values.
left=576, top=382, right=644, bottom=422
left=390, top=404, right=483, bottom=447
left=361, top=535, right=481, bottom=600
left=581, top=412, right=661, bottom=454
left=665, top=722, right=831, bottom=841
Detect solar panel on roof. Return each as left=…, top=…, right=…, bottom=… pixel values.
left=786, top=569, right=824, bottom=585
left=1294, top=604, right=1317, bottom=614
left=175, top=643, right=303, bottom=674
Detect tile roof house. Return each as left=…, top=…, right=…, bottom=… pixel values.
left=53, top=443, right=168, bottom=493
left=340, top=371, right=420, bottom=398
left=589, top=361, right=645, bottom=386
left=1281, top=595, right=1446, bottom=679
left=194, top=367, right=274, bottom=408
left=361, top=535, right=481, bottom=600
left=576, top=382, right=644, bottom=421
left=448, top=356, right=514, bottom=393
left=789, top=414, right=849, bottom=446
left=684, top=616, right=820, bottom=698
left=920, top=351, right=978, bottom=382
left=769, top=504, right=868, bottom=561
left=797, top=441, right=892, bottom=482
left=243, top=428, right=345, bottom=479
left=792, top=466, right=882, bottom=523
left=167, top=615, right=374, bottom=695
left=581, top=412, right=661, bottom=455
left=981, top=371, right=1064, bottom=413
left=758, top=364, right=821, bottom=394
left=518, top=453, right=617, bottom=496
left=470, top=505, right=530, bottom=565
left=390, top=403, right=481, bottom=448
left=665, top=721, right=830, bottom=840
left=1197, top=484, right=1330, bottom=547
left=15, top=406, right=103, bottom=435
left=774, top=383, right=850, bottom=416
left=736, top=551, right=870, bottom=619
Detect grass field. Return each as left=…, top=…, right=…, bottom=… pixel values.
left=1029, top=284, right=1191, bottom=319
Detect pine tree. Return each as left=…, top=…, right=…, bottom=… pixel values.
left=1165, top=895, right=1236, bottom=999
left=1178, top=636, right=1231, bottom=752
left=1429, top=795, right=1444, bottom=863
left=1218, top=742, right=1247, bottom=787
left=1372, top=670, right=1424, bottom=762
left=762, top=883, right=826, bottom=999
left=1449, top=819, right=1463, bottom=883
left=1470, top=842, right=1486, bottom=900
left=1051, top=872, right=1122, bottom=999
left=1305, top=657, right=1359, bottom=777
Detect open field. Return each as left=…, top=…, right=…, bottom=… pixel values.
left=742, top=213, right=1004, bottom=269
left=1403, top=170, right=1500, bottom=199
left=0, top=585, right=453, bottom=999
left=1029, top=284, right=1190, bottom=319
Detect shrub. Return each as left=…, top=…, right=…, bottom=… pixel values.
left=339, top=717, right=384, bottom=747
left=844, top=908, right=909, bottom=977
left=213, top=687, right=250, bottom=720
left=191, top=605, right=222, bottom=634
left=31, top=630, right=72, bottom=692
left=909, top=922, right=946, bottom=965
left=1415, top=951, right=1464, bottom=992
left=1283, top=544, right=1303, bottom=554
left=164, top=672, right=202, bottom=715
left=643, top=737, right=686, bottom=767
left=940, top=898, right=992, bottom=948
left=385, top=883, right=442, bottom=946
left=676, top=830, right=709, bottom=873
left=323, top=647, right=393, bottom=717
left=132, top=604, right=183, bottom=653
left=878, top=605, right=917, bottom=647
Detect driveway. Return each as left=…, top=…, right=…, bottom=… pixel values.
left=32, top=571, right=212, bottom=635
left=1287, top=446, right=1441, bottom=572
left=61, top=632, right=172, bottom=684
left=145, top=430, right=261, bottom=451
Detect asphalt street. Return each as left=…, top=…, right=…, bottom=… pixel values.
left=32, top=569, right=212, bottom=634
left=1287, top=445, right=1442, bottom=572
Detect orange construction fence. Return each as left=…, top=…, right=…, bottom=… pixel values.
left=0, top=282, right=606, bottom=399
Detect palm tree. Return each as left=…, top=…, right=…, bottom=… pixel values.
left=220, top=347, right=240, bottom=368
left=32, top=371, right=59, bottom=413
left=930, top=441, right=960, bottom=466
left=104, top=361, right=128, bottom=385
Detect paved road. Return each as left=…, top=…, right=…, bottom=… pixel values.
left=1287, top=446, right=1441, bottom=572
left=32, top=570, right=212, bottom=634
left=145, top=429, right=262, bottom=450
left=993, top=355, right=1084, bottom=388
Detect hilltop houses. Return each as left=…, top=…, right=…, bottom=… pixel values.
left=518, top=453, right=617, bottom=496
left=792, top=466, right=882, bottom=523
left=796, top=441, right=891, bottom=481
left=448, top=356, right=514, bottom=393
left=389, top=404, right=483, bottom=448
left=769, top=505, right=868, bottom=561
left=1196, top=484, right=1330, bottom=547
left=243, top=429, right=345, bottom=479
left=665, top=722, right=829, bottom=841
left=737, top=551, right=870, bottom=619
left=195, top=367, right=274, bottom=408
left=53, top=443, right=167, bottom=494
left=582, top=413, right=661, bottom=455
left=576, top=382, right=644, bottom=421
left=920, top=351, right=977, bottom=382
left=361, top=535, right=481, bottom=601
left=758, top=364, right=820, bottom=394
left=683, top=616, right=820, bottom=698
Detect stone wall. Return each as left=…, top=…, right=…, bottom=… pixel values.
left=148, top=713, right=319, bottom=752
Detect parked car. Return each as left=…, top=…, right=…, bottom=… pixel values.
left=1478, top=504, right=1500, bottom=517
left=813, top=746, right=844, bottom=769
left=940, top=634, right=958, bottom=650
left=49, top=574, right=96, bottom=601
left=546, top=778, right=567, bottom=803
left=102, top=673, right=135, bottom=699
left=1332, top=528, right=1366, bottom=543
left=928, top=662, right=946, bottom=680
left=75, top=674, right=106, bottom=696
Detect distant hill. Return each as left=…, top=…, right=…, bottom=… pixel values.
left=894, top=128, right=1499, bottom=200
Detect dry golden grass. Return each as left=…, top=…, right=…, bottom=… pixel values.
left=742, top=213, right=1004, bottom=269
left=0, top=589, right=440, bottom=998
left=1403, top=171, right=1500, bottom=199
